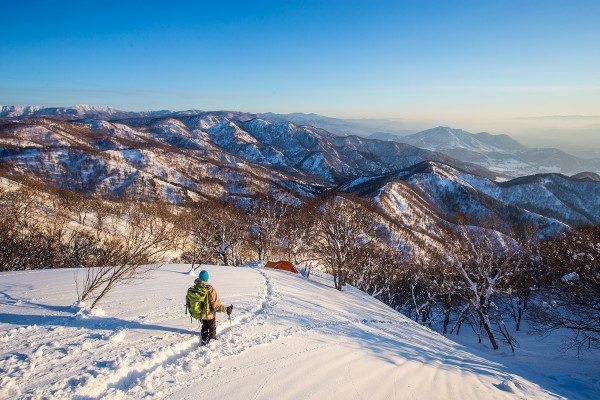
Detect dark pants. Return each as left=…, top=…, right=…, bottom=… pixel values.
left=201, top=318, right=217, bottom=344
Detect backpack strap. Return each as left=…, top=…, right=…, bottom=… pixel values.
left=207, top=285, right=215, bottom=319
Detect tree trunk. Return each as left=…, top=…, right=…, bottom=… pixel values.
left=335, top=263, right=343, bottom=291
left=91, top=278, right=114, bottom=309
left=456, top=319, right=463, bottom=335
left=516, top=307, right=522, bottom=332
left=189, top=253, right=197, bottom=272
left=220, top=250, right=228, bottom=266
left=443, top=308, right=451, bottom=334
left=478, top=310, right=499, bottom=350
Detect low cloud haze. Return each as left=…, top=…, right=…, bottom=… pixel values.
left=318, top=113, right=600, bottom=156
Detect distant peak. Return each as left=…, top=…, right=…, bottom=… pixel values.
left=72, top=104, right=117, bottom=112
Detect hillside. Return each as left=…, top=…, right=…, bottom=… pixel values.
left=1, top=107, right=599, bottom=256
left=2, top=264, right=597, bottom=399
left=344, top=161, right=600, bottom=241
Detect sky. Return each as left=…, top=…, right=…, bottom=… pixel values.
left=1, top=0, right=599, bottom=150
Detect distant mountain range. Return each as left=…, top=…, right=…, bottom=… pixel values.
left=371, top=126, right=527, bottom=153
left=0, top=110, right=498, bottom=203
left=260, top=112, right=416, bottom=137
left=1, top=106, right=599, bottom=252
left=3, top=105, right=600, bottom=179
left=0, top=104, right=173, bottom=120
left=0, top=106, right=419, bottom=136
left=252, top=112, right=600, bottom=179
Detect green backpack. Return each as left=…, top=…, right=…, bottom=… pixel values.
left=186, top=284, right=211, bottom=319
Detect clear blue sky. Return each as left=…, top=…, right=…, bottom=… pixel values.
left=1, top=0, right=599, bottom=130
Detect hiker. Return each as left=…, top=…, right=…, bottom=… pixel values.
left=186, top=270, right=233, bottom=346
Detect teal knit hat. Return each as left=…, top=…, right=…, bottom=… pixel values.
left=199, top=270, right=209, bottom=282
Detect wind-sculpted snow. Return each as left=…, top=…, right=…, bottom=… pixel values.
left=2, top=265, right=591, bottom=399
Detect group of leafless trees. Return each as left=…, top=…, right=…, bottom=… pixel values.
left=0, top=187, right=177, bottom=308
left=184, top=193, right=597, bottom=354
left=348, top=224, right=600, bottom=353
left=528, top=226, right=600, bottom=353
left=178, top=194, right=378, bottom=291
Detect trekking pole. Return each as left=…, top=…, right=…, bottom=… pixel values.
left=185, top=303, right=192, bottom=324
left=228, top=309, right=233, bottom=341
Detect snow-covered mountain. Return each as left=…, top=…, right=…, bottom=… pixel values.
left=2, top=264, right=596, bottom=399
left=371, top=126, right=600, bottom=177
left=389, top=126, right=526, bottom=153
left=0, top=117, right=325, bottom=203
left=6, top=107, right=599, bottom=178
left=339, top=161, right=600, bottom=254
left=571, top=171, right=600, bottom=181
left=0, top=112, right=500, bottom=204
left=261, top=112, right=415, bottom=137
left=0, top=104, right=173, bottom=120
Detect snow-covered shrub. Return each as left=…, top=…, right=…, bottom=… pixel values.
left=529, top=226, right=600, bottom=352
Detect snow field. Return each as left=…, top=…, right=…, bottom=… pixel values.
left=0, top=265, right=587, bottom=399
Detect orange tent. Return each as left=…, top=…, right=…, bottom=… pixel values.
left=264, top=261, right=298, bottom=274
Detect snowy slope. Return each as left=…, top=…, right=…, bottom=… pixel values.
left=1, top=265, right=595, bottom=399
left=345, top=161, right=600, bottom=231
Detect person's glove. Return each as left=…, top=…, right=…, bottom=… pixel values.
left=226, top=305, right=233, bottom=315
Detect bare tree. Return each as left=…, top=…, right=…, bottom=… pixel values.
left=183, top=200, right=246, bottom=266
left=347, top=243, right=411, bottom=309
left=77, top=203, right=176, bottom=309
left=280, top=203, right=317, bottom=266
left=0, top=187, right=61, bottom=271
left=498, top=223, right=543, bottom=332
left=450, top=231, right=516, bottom=350
left=248, top=196, right=287, bottom=261
left=307, top=195, right=375, bottom=291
